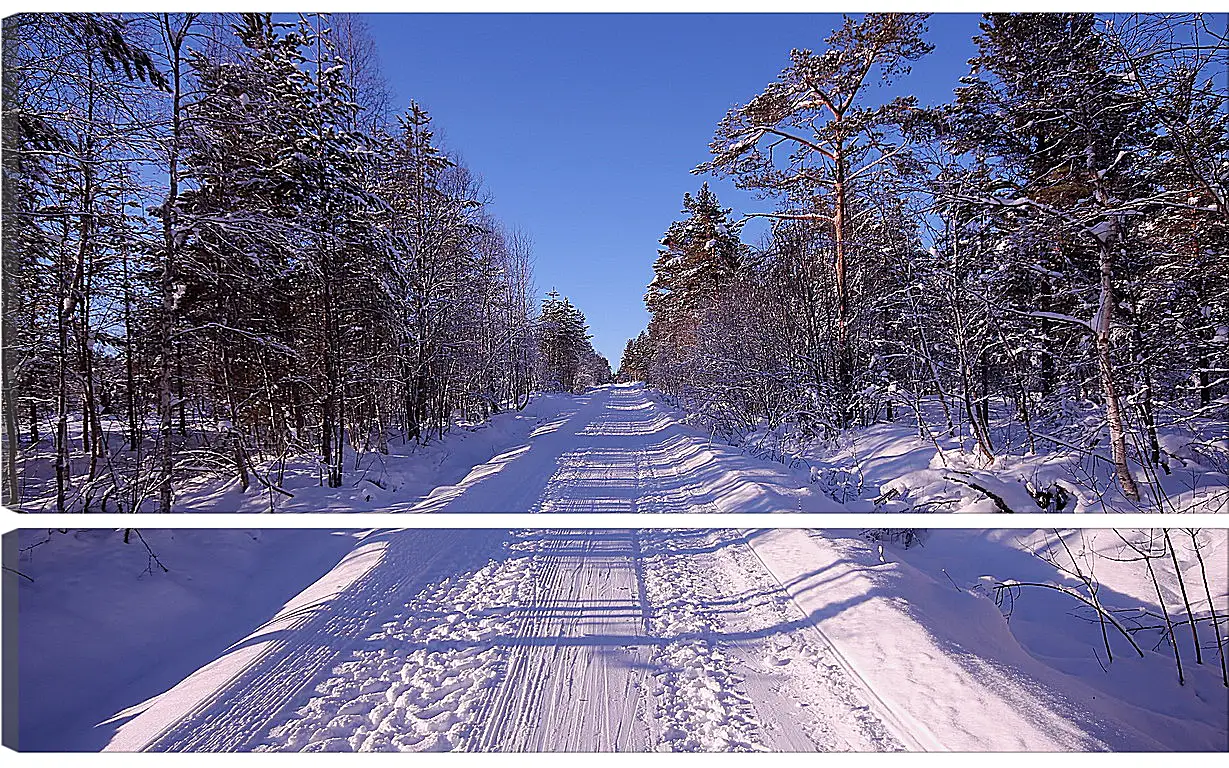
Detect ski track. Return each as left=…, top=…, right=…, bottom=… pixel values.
left=127, top=387, right=901, bottom=752
left=141, top=530, right=506, bottom=752
left=256, top=539, right=534, bottom=752
left=188, top=530, right=906, bottom=753
left=640, top=530, right=903, bottom=753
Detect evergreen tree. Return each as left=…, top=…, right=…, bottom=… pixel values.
left=945, top=12, right=1158, bottom=499
left=1, top=13, right=547, bottom=510
left=538, top=290, right=592, bottom=392
left=698, top=13, right=932, bottom=422
left=644, top=183, right=744, bottom=394
left=617, top=331, right=654, bottom=382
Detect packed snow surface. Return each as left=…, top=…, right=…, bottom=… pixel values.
left=170, top=382, right=1227, bottom=515
left=11, top=526, right=1226, bottom=752
left=9, top=388, right=1227, bottom=752
left=84, top=529, right=903, bottom=752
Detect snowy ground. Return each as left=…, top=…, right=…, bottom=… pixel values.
left=8, top=526, right=1226, bottom=752
left=176, top=382, right=833, bottom=513
left=6, top=528, right=363, bottom=751
left=16, top=383, right=1224, bottom=515
left=6, top=386, right=1226, bottom=752
left=803, top=399, right=1228, bottom=516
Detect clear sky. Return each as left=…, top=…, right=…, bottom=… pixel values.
left=362, top=13, right=984, bottom=364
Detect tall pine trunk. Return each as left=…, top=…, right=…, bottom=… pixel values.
left=832, top=137, right=852, bottom=426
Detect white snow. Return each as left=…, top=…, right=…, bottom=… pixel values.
left=10, top=528, right=363, bottom=751
left=10, top=524, right=1226, bottom=752
left=750, top=528, right=1228, bottom=751
left=7, top=387, right=1227, bottom=753
left=392, top=383, right=832, bottom=514
left=73, top=529, right=918, bottom=752
left=804, top=402, right=1228, bottom=515
left=162, top=384, right=830, bottom=514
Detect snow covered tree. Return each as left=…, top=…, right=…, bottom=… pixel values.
left=1, top=12, right=546, bottom=511
left=1100, top=14, right=1229, bottom=429
left=618, top=331, right=654, bottom=382
left=537, top=290, right=593, bottom=393
left=644, top=183, right=746, bottom=396
left=2, top=12, right=167, bottom=511
left=943, top=12, right=1165, bottom=499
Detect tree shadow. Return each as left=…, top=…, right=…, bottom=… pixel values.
left=89, top=527, right=882, bottom=753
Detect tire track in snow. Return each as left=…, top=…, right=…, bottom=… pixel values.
left=253, top=530, right=657, bottom=752
left=130, top=530, right=905, bottom=752
left=467, top=531, right=655, bottom=750
left=406, top=383, right=824, bottom=514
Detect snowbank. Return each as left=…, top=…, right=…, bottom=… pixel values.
left=745, top=528, right=1228, bottom=751
left=7, top=528, right=362, bottom=751
left=806, top=413, right=1228, bottom=515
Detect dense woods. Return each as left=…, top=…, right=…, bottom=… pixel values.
left=626, top=12, right=1229, bottom=509
left=1, top=12, right=608, bottom=511
left=3, top=11, right=1225, bottom=710
left=2, top=11, right=1225, bottom=516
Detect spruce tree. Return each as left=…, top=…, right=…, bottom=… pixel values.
left=698, top=13, right=932, bottom=423
left=946, top=12, right=1156, bottom=499
left=644, top=183, right=744, bottom=394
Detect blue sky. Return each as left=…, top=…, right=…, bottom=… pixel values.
left=362, top=13, right=983, bottom=364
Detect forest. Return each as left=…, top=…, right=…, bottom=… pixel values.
left=3, top=12, right=1227, bottom=515
left=1, top=13, right=611, bottom=512
left=623, top=13, right=1228, bottom=512
left=3, top=13, right=1228, bottom=740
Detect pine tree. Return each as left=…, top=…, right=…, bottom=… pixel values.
left=617, top=331, right=654, bottom=382
left=2, top=13, right=546, bottom=510
left=2, top=12, right=166, bottom=510
left=698, top=13, right=932, bottom=423
left=538, top=290, right=592, bottom=392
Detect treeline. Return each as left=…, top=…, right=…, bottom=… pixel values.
left=1, top=12, right=607, bottom=512
left=624, top=13, right=1228, bottom=504
left=539, top=290, right=613, bottom=393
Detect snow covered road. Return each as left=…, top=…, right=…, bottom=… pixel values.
left=18, top=526, right=1220, bottom=752
left=400, top=384, right=830, bottom=513
left=99, top=529, right=903, bottom=752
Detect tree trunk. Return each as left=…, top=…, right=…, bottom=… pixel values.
left=123, top=238, right=140, bottom=452
left=158, top=15, right=190, bottom=513
left=75, top=151, right=100, bottom=492
left=2, top=353, right=18, bottom=507
left=1039, top=315, right=1055, bottom=399
left=1093, top=234, right=1140, bottom=502
left=1187, top=530, right=1229, bottom=687
left=1145, top=545, right=1184, bottom=685
left=832, top=139, right=851, bottom=425
left=319, top=248, right=342, bottom=488
left=1197, top=348, right=1211, bottom=408
left=56, top=260, right=69, bottom=514
left=978, top=353, right=990, bottom=428
left=222, top=350, right=248, bottom=493
left=1139, top=366, right=1167, bottom=473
